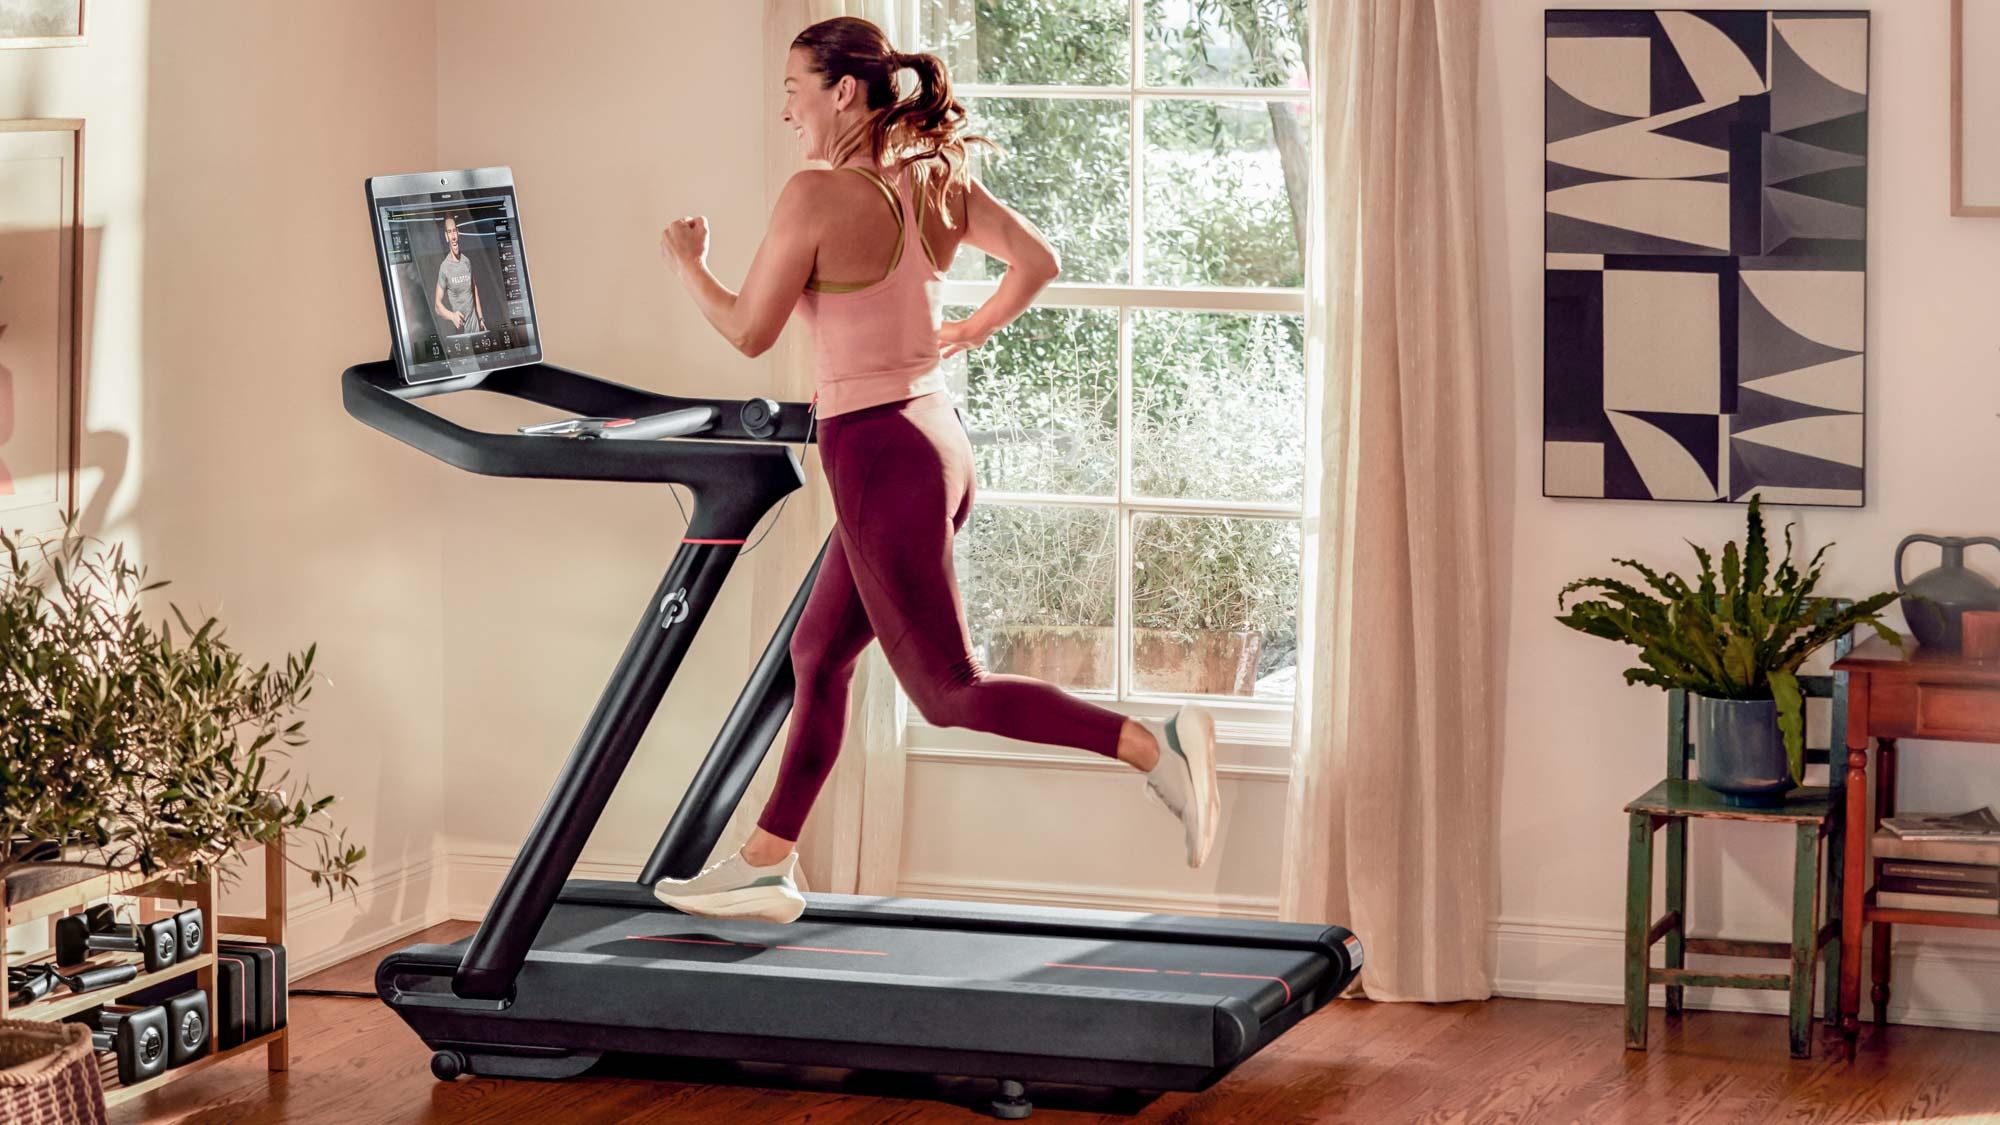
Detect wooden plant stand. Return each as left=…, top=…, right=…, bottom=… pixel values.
left=0, top=836, right=290, bottom=1106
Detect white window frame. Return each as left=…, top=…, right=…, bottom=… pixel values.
left=910, top=0, right=1310, bottom=774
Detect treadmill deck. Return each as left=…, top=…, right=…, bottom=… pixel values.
left=379, top=881, right=1361, bottom=1091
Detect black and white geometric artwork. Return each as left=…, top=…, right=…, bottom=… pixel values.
left=1543, top=10, right=1868, bottom=506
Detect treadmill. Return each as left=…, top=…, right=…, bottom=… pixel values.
left=350, top=167, right=1362, bottom=1116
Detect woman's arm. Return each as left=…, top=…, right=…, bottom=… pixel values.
left=662, top=173, right=820, bottom=359
left=938, top=178, right=1061, bottom=358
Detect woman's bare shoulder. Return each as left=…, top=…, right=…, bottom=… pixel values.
left=773, top=168, right=879, bottom=232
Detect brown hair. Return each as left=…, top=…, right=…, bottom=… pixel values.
left=791, top=16, right=995, bottom=227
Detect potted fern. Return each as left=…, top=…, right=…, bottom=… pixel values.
left=1, top=522, right=362, bottom=895
left=1556, top=498, right=1901, bottom=806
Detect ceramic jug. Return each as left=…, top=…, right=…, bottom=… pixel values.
left=1895, top=534, right=2000, bottom=650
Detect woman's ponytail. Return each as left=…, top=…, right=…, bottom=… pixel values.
left=880, top=49, right=990, bottom=226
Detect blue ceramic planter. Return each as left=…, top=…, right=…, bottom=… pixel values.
left=1692, top=695, right=1793, bottom=807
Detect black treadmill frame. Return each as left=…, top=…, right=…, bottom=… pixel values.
left=344, top=357, right=1362, bottom=1097
left=345, top=358, right=826, bottom=999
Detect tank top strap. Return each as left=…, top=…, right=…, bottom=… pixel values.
left=887, top=166, right=942, bottom=277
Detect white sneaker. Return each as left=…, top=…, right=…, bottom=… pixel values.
left=1140, top=704, right=1220, bottom=868
left=651, top=851, right=806, bottom=924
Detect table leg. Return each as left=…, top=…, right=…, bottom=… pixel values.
left=1870, top=738, right=1898, bottom=1028
left=1838, top=671, right=1871, bottom=1048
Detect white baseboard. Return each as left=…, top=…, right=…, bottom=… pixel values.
left=1492, top=914, right=2000, bottom=1033
left=279, top=850, right=452, bottom=978
left=445, top=850, right=1279, bottom=921
left=896, top=875, right=1280, bottom=920
left=447, top=848, right=645, bottom=921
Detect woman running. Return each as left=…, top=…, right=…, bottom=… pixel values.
left=653, top=16, right=1217, bottom=924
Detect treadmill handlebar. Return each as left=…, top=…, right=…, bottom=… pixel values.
left=342, top=359, right=810, bottom=539
left=344, top=359, right=812, bottom=459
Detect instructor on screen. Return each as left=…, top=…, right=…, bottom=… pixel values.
left=432, top=212, right=486, bottom=335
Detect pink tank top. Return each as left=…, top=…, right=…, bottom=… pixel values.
left=795, top=166, right=948, bottom=419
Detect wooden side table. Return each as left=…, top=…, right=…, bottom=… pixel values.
left=1833, top=636, right=2000, bottom=1048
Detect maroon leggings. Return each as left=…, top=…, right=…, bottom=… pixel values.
left=756, top=392, right=1127, bottom=842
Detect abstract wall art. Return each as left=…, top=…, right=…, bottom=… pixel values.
left=1543, top=10, right=1869, bottom=506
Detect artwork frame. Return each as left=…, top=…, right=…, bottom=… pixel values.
left=0, top=0, right=84, bottom=49
left=1542, top=10, right=1869, bottom=508
left=1954, top=0, right=2000, bottom=216
left=0, top=118, right=84, bottom=537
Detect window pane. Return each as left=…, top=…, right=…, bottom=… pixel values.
left=947, top=304, right=1118, bottom=497
left=1131, top=513, right=1298, bottom=700
left=1130, top=311, right=1304, bottom=505
left=957, top=97, right=1130, bottom=285
left=1143, top=0, right=1310, bottom=88
left=958, top=504, right=1117, bottom=692
left=1143, top=98, right=1306, bottom=287
left=923, top=0, right=1131, bottom=87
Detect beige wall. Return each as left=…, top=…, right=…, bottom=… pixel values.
left=1482, top=1, right=2000, bottom=1027
left=431, top=0, right=779, bottom=890
left=1, top=1, right=448, bottom=965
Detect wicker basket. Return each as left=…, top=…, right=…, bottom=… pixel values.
left=0, top=1020, right=109, bottom=1125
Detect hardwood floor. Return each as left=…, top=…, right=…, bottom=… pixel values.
left=110, top=921, right=2000, bottom=1123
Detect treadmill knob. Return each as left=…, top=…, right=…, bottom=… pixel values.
left=740, top=397, right=781, bottom=439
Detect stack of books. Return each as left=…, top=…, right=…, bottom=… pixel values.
left=1875, top=806, right=2000, bottom=917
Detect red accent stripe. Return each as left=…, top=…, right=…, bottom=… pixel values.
left=1163, top=970, right=1192, bottom=975
left=1199, top=971, right=1293, bottom=1004
left=623, top=935, right=884, bottom=958
left=775, top=944, right=887, bottom=957
left=682, top=537, right=746, bottom=545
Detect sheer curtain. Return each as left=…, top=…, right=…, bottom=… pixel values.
left=723, top=0, right=923, bottom=896
left=1280, top=0, right=1495, bottom=1002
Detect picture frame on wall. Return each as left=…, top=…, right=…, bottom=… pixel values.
left=0, top=0, right=84, bottom=48
left=1955, top=0, right=2000, bottom=215
left=0, top=119, right=84, bottom=537
left=1543, top=10, right=1870, bottom=507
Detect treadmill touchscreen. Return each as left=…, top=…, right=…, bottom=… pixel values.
left=367, top=167, right=541, bottom=384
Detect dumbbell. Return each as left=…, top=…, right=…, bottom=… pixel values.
left=77, top=1003, right=170, bottom=1085
left=55, top=903, right=180, bottom=972
left=152, top=989, right=210, bottom=1067
left=8, top=962, right=139, bottom=1006
left=174, top=906, right=204, bottom=959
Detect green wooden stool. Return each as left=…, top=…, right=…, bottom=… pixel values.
left=1622, top=632, right=1852, bottom=1059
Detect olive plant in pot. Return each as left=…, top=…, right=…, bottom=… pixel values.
left=0, top=522, right=363, bottom=894
left=1555, top=498, right=1901, bottom=806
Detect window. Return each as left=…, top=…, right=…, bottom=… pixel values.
left=921, top=0, right=1312, bottom=731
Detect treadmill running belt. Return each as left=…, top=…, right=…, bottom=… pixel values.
left=532, top=903, right=1322, bottom=1021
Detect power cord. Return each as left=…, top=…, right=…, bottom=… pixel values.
left=289, top=987, right=376, bottom=998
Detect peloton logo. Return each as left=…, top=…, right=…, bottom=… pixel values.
left=658, top=587, right=690, bottom=630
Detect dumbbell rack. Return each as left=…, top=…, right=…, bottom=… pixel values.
left=1, top=833, right=290, bottom=1106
